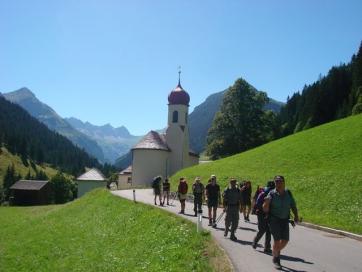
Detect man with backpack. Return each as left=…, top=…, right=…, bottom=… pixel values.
left=252, top=180, right=275, bottom=253
left=205, top=174, right=221, bottom=227
left=192, top=177, right=204, bottom=216
left=152, top=176, right=162, bottom=206
left=223, top=178, right=242, bottom=241
left=263, top=175, right=299, bottom=269
left=177, top=177, right=188, bottom=214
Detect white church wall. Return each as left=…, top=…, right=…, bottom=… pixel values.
left=132, top=149, right=169, bottom=186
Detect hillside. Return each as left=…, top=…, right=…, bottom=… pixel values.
left=0, top=189, right=228, bottom=272
left=171, top=114, right=362, bottom=234
left=189, top=89, right=283, bottom=153
left=0, top=96, right=100, bottom=176
left=65, top=117, right=141, bottom=164
left=0, top=147, right=58, bottom=184
left=3, top=88, right=105, bottom=162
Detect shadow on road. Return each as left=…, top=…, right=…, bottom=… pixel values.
left=281, top=254, right=314, bottom=264
left=238, top=226, right=257, bottom=232
left=280, top=266, right=307, bottom=272
left=234, top=239, right=254, bottom=246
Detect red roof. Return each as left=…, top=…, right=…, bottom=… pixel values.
left=168, top=83, right=190, bottom=106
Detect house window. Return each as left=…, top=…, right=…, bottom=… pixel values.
left=172, top=111, right=178, bottom=123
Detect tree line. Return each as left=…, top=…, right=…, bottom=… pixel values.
left=207, top=42, right=362, bottom=159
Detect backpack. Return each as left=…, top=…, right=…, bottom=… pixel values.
left=178, top=181, right=188, bottom=194
left=152, top=177, right=160, bottom=189
left=253, top=189, right=268, bottom=215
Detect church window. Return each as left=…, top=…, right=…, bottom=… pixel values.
left=185, top=113, right=188, bottom=124
left=172, top=111, right=178, bottom=123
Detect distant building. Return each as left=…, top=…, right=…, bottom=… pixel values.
left=118, top=165, right=132, bottom=189
left=10, top=180, right=52, bottom=205
left=131, top=75, right=199, bottom=186
left=76, top=168, right=106, bottom=197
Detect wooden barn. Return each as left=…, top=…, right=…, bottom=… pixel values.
left=10, top=180, right=52, bottom=206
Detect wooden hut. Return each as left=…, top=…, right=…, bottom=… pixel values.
left=10, top=180, right=51, bottom=205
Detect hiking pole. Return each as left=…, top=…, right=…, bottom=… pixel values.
left=215, top=210, right=225, bottom=224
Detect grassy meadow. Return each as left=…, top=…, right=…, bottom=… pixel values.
left=0, top=147, right=58, bottom=184
left=0, top=189, right=230, bottom=272
left=171, top=114, right=362, bottom=234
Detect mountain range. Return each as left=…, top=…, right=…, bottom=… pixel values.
left=3, top=88, right=139, bottom=164
left=65, top=117, right=141, bottom=164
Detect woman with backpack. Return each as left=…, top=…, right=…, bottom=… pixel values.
left=177, top=177, right=188, bottom=214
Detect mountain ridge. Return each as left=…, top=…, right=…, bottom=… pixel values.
left=3, top=88, right=105, bottom=163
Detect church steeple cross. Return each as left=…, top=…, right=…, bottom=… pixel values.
left=178, top=66, right=181, bottom=86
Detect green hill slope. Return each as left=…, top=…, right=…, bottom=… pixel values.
left=0, top=189, right=229, bottom=272
left=0, top=147, right=58, bottom=184
left=172, top=114, right=362, bottom=234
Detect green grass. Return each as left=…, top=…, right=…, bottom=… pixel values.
left=171, top=114, right=362, bottom=234
left=0, top=189, right=229, bottom=272
left=0, top=147, right=58, bottom=184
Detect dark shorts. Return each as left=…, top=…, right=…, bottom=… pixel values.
left=269, top=216, right=290, bottom=241
left=154, top=188, right=161, bottom=195
left=207, top=198, right=218, bottom=208
left=241, top=199, right=251, bottom=206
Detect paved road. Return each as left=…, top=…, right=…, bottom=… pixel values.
left=112, top=189, right=362, bottom=272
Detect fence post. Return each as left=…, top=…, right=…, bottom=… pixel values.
left=133, top=189, right=136, bottom=202
left=197, top=209, right=203, bottom=232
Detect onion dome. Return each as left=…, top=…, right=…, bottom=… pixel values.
left=168, top=71, right=190, bottom=106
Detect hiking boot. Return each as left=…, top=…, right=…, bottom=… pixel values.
left=273, top=257, right=281, bottom=269
left=264, top=248, right=272, bottom=254
left=224, top=228, right=228, bottom=237
left=208, top=220, right=212, bottom=226
left=154, top=202, right=157, bottom=205
left=246, top=216, right=250, bottom=222
left=252, top=241, right=257, bottom=249
left=167, top=202, right=169, bottom=205
left=230, top=234, right=237, bottom=241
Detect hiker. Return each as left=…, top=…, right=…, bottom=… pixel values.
left=223, top=178, right=242, bottom=241
left=177, top=177, right=188, bottom=214
left=251, top=184, right=263, bottom=214
left=192, top=177, right=205, bottom=216
left=162, top=178, right=170, bottom=205
left=205, top=174, right=221, bottom=227
left=240, top=180, right=252, bottom=221
left=252, top=180, right=275, bottom=253
left=152, top=176, right=162, bottom=206
left=263, top=175, right=299, bottom=269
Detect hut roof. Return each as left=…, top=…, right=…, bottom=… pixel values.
left=77, top=168, right=106, bottom=181
left=10, top=180, right=49, bottom=191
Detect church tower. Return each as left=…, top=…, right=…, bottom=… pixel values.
left=165, top=72, right=191, bottom=176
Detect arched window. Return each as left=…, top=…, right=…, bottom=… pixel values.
left=172, top=111, right=178, bottom=123
left=185, top=112, right=188, bottom=124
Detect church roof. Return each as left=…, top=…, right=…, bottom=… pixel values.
left=120, top=165, right=132, bottom=175
left=132, top=130, right=170, bottom=151
left=77, top=168, right=106, bottom=181
left=189, top=149, right=199, bottom=157
left=168, top=82, right=190, bottom=106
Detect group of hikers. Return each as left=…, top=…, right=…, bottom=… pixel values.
left=152, top=174, right=299, bottom=269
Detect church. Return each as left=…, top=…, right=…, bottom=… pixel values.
left=130, top=75, right=199, bottom=186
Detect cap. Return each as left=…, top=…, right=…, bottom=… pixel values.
left=211, top=174, right=216, bottom=178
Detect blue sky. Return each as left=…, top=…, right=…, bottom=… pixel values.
left=1, top=0, right=361, bottom=135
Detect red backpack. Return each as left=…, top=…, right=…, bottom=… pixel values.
left=178, top=181, right=188, bottom=194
